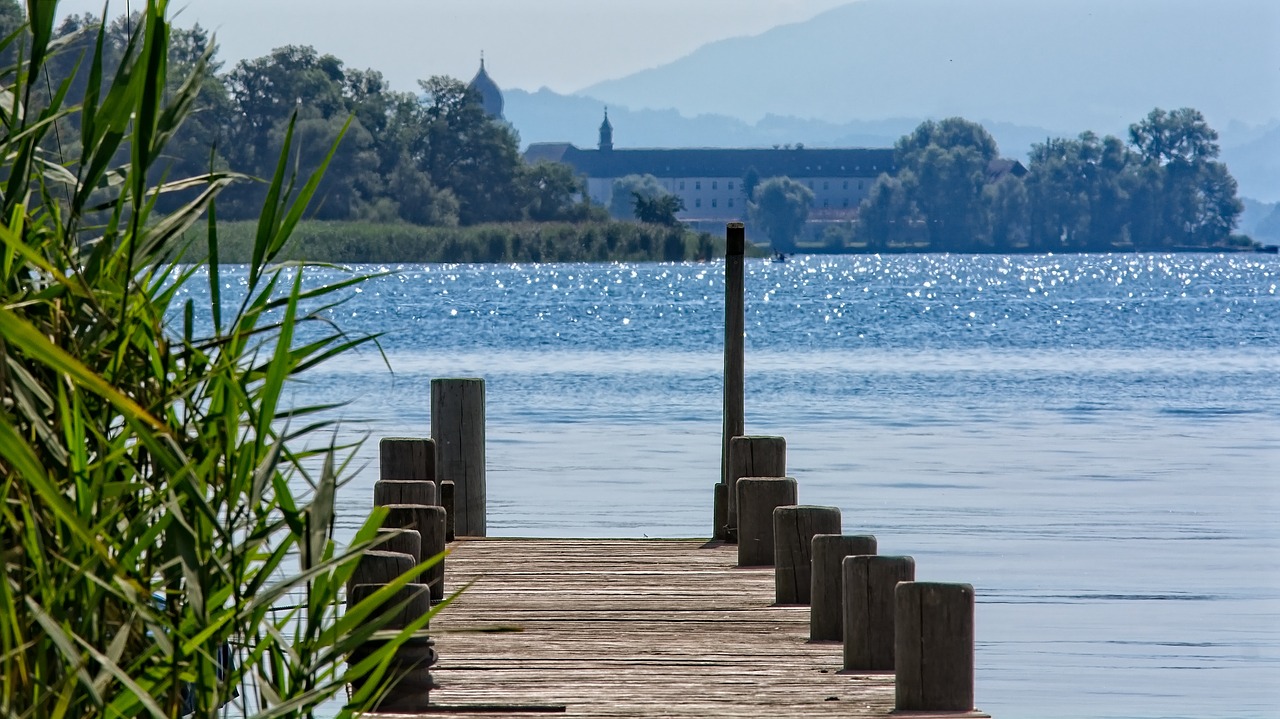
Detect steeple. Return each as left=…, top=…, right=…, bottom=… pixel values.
left=468, top=52, right=504, bottom=120
left=598, top=107, right=614, bottom=151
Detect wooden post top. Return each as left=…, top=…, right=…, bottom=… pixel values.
left=726, top=223, right=745, bottom=256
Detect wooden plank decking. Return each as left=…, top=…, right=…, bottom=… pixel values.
left=398, top=538, right=988, bottom=718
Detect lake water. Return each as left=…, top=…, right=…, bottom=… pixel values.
left=182, top=253, right=1279, bottom=718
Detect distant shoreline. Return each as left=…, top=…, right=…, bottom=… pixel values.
left=187, top=220, right=1272, bottom=264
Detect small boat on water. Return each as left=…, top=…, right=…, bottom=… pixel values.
left=771, top=252, right=788, bottom=263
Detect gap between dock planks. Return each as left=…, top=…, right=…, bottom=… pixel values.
left=379, top=538, right=990, bottom=718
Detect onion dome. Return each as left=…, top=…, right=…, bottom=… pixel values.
left=468, top=55, right=504, bottom=120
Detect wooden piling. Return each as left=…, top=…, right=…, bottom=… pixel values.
left=376, top=528, right=422, bottom=559
left=720, top=223, right=745, bottom=497
left=727, top=435, right=786, bottom=540
left=382, top=504, right=448, bottom=601
left=348, top=550, right=416, bottom=592
left=347, top=582, right=435, bottom=711
left=895, top=581, right=975, bottom=712
left=431, top=378, right=486, bottom=537
left=379, top=437, right=435, bottom=481
left=773, top=505, right=841, bottom=605
left=736, top=476, right=797, bottom=567
left=440, top=480, right=456, bottom=542
left=844, top=555, right=915, bottom=671
left=374, top=479, right=437, bottom=507
left=712, top=482, right=728, bottom=541
left=809, top=534, right=877, bottom=641
left=347, top=582, right=433, bottom=630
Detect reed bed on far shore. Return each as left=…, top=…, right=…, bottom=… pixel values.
left=197, top=220, right=722, bottom=264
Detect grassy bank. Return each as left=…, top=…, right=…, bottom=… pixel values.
left=197, top=220, right=724, bottom=263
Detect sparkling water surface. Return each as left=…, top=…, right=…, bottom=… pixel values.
left=181, top=253, right=1279, bottom=718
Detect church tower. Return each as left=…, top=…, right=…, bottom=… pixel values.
left=598, top=108, right=613, bottom=151
left=468, top=54, right=504, bottom=120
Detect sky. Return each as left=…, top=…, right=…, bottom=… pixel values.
left=54, top=0, right=856, bottom=94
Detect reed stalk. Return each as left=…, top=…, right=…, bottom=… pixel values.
left=0, top=2, right=443, bottom=716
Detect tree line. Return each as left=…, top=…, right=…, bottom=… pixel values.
left=2, top=6, right=591, bottom=227
left=854, top=111, right=1246, bottom=253
left=609, top=112, right=1249, bottom=254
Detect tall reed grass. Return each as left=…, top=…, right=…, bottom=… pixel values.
left=0, top=2, right=440, bottom=716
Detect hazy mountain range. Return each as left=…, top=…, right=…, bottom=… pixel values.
left=501, top=0, right=1279, bottom=202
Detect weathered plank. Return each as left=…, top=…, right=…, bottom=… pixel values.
left=379, top=538, right=991, bottom=718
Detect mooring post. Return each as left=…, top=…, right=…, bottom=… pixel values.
left=736, top=476, right=797, bottom=567
left=895, top=581, right=975, bottom=711
left=809, top=534, right=877, bottom=641
left=773, top=505, right=841, bottom=604
left=348, top=550, right=417, bottom=594
left=726, top=435, right=786, bottom=541
left=844, top=555, right=915, bottom=671
left=431, top=378, right=486, bottom=537
left=719, top=223, right=745, bottom=534
left=346, top=582, right=435, bottom=711
left=374, top=479, right=437, bottom=508
left=376, top=527, right=422, bottom=559
left=382, top=504, right=448, bottom=602
left=440, top=480, right=456, bottom=542
left=379, top=437, right=436, bottom=482
left=712, top=483, right=728, bottom=541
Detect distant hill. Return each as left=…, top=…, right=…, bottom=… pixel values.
left=505, top=87, right=1277, bottom=201
left=506, top=87, right=1054, bottom=160
left=1220, top=125, right=1280, bottom=203
left=1238, top=197, right=1277, bottom=237
left=578, top=0, right=1280, bottom=138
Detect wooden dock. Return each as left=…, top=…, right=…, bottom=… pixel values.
left=402, top=538, right=989, bottom=718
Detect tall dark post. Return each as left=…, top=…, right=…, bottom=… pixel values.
left=720, top=223, right=746, bottom=538
left=432, top=378, right=486, bottom=537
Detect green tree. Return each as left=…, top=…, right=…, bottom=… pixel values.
left=749, top=176, right=813, bottom=252
left=608, top=173, right=670, bottom=219
left=855, top=172, right=928, bottom=250
left=0, top=0, right=26, bottom=65
left=521, top=161, right=586, bottom=221
left=1128, top=108, right=1241, bottom=246
left=985, top=173, right=1031, bottom=251
left=417, top=75, right=526, bottom=224
left=894, top=117, right=1000, bottom=248
left=220, top=45, right=356, bottom=217
left=1024, top=132, right=1131, bottom=250
left=633, top=193, right=685, bottom=225
left=742, top=166, right=761, bottom=202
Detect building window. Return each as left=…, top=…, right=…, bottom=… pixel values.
left=858, top=180, right=864, bottom=190
left=843, top=180, right=849, bottom=190
left=842, top=198, right=849, bottom=208
left=695, top=198, right=701, bottom=208
left=695, top=181, right=701, bottom=190
left=728, top=181, right=735, bottom=190
left=712, top=180, right=718, bottom=190
left=712, top=198, right=718, bottom=208
left=823, top=181, right=829, bottom=190
left=679, top=181, right=685, bottom=190
left=823, top=199, right=829, bottom=208
left=728, top=198, right=734, bottom=207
